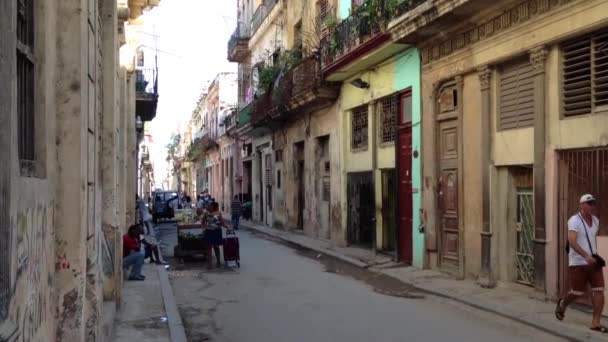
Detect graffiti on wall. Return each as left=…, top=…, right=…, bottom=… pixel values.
left=16, top=204, right=53, bottom=341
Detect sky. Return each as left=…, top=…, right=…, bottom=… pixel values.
left=141, top=0, right=237, bottom=188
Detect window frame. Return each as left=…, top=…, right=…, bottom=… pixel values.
left=350, top=104, right=369, bottom=151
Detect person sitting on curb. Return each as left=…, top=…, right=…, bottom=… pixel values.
left=123, top=225, right=146, bottom=281
left=136, top=224, right=167, bottom=265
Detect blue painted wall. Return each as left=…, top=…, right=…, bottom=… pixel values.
left=394, top=48, right=423, bottom=268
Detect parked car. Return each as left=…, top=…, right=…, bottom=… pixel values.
left=152, top=190, right=178, bottom=223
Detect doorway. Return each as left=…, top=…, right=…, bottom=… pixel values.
left=294, top=142, right=305, bottom=229
left=347, top=172, right=375, bottom=247
left=381, top=170, right=397, bottom=252
left=397, top=91, right=413, bottom=264
left=317, top=135, right=331, bottom=239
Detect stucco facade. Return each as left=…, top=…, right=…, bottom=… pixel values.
left=0, top=0, right=158, bottom=340
left=412, top=0, right=608, bottom=295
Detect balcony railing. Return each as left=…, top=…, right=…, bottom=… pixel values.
left=135, top=68, right=158, bottom=95
left=251, top=0, right=278, bottom=37
left=228, top=23, right=251, bottom=62
left=319, top=0, right=426, bottom=71
left=250, top=56, right=338, bottom=126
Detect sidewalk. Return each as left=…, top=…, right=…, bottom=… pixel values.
left=239, top=219, right=608, bottom=342
left=112, top=224, right=187, bottom=342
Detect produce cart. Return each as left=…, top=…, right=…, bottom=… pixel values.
left=173, top=209, right=206, bottom=263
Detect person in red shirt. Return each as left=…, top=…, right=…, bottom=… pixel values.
left=123, top=225, right=145, bottom=281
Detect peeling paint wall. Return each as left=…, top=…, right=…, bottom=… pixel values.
left=0, top=0, right=145, bottom=340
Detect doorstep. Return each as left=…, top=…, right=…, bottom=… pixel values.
left=239, top=220, right=608, bottom=342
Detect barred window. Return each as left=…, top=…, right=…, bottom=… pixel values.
left=17, top=0, right=36, bottom=175
left=351, top=105, right=368, bottom=150
left=377, top=94, right=398, bottom=143
left=561, top=29, right=608, bottom=117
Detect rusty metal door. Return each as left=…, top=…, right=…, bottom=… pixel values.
left=437, top=119, right=460, bottom=268
left=558, top=148, right=608, bottom=295
left=347, top=172, right=375, bottom=247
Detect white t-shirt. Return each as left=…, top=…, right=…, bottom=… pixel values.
left=568, top=213, right=599, bottom=266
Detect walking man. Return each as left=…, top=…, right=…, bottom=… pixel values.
left=231, top=195, right=242, bottom=230
left=556, top=194, right=606, bottom=332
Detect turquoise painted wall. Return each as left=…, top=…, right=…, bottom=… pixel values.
left=339, top=0, right=350, bottom=19
left=394, top=48, right=423, bottom=269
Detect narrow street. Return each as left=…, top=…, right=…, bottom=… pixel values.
left=155, top=222, right=562, bottom=342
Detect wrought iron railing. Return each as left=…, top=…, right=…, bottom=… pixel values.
left=251, top=56, right=322, bottom=124
left=319, top=0, right=427, bottom=69
left=135, top=67, right=158, bottom=95
left=228, top=22, right=250, bottom=55
left=251, top=0, right=278, bottom=37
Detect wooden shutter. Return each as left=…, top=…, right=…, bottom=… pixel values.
left=561, top=29, right=608, bottom=116
left=593, top=30, right=608, bottom=108
left=499, top=58, right=535, bottom=130
left=562, top=36, right=592, bottom=116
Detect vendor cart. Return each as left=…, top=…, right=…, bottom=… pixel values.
left=173, top=209, right=206, bottom=263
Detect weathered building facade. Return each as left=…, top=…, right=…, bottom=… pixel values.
left=387, top=0, right=608, bottom=297
left=0, top=0, right=159, bottom=341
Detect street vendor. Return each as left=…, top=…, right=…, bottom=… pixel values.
left=204, top=201, right=224, bottom=269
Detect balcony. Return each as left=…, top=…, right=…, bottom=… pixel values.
left=238, top=101, right=253, bottom=128
left=227, top=23, right=250, bottom=62
left=319, top=0, right=426, bottom=81
left=192, top=128, right=218, bottom=151
left=135, top=67, right=159, bottom=121
left=251, top=0, right=278, bottom=38
left=250, top=56, right=340, bottom=128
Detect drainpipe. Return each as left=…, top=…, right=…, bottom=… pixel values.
left=530, top=46, right=547, bottom=291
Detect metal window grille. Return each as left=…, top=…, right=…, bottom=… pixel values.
left=499, top=58, right=535, bottom=130
left=351, top=105, right=368, bottom=150
left=561, top=29, right=608, bottom=116
left=17, top=0, right=35, bottom=173
left=378, top=94, right=398, bottom=143
left=322, top=179, right=330, bottom=202
left=515, top=189, right=534, bottom=286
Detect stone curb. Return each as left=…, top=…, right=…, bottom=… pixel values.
left=240, top=223, right=604, bottom=342
left=157, top=267, right=188, bottom=342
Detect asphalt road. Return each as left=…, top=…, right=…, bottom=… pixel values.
left=155, top=222, right=563, bottom=342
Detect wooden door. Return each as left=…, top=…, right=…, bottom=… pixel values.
left=397, top=91, right=413, bottom=264
left=438, top=119, right=460, bottom=267
left=381, top=170, right=397, bottom=252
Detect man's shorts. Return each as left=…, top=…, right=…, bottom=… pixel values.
left=569, top=265, right=605, bottom=295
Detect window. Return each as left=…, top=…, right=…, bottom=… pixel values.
left=498, top=58, right=535, bottom=130
left=318, top=0, right=329, bottom=33
left=275, top=149, right=283, bottom=162
left=351, top=105, right=368, bottom=150
left=561, top=29, right=608, bottom=116
left=17, top=0, right=36, bottom=175
left=400, top=92, right=412, bottom=124
left=377, top=94, right=398, bottom=143
left=277, top=170, right=281, bottom=189
left=322, top=179, right=330, bottom=201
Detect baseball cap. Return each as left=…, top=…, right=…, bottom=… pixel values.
left=580, top=194, right=596, bottom=204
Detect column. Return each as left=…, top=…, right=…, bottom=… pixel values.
left=54, top=0, right=88, bottom=339
left=477, top=66, right=495, bottom=287
left=99, top=0, right=121, bottom=304
left=530, top=46, right=548, bottom=291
